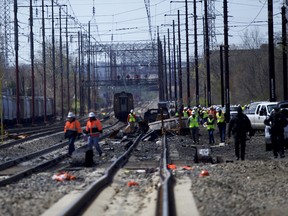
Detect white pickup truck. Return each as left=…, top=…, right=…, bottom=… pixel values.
left=265, top=100, right=288, bottom=151
left=244, top=101, right=278, bottom=130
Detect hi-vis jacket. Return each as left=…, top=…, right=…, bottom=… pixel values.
left=86, top=119, right=103, bottom=137
left=188, top=115, right=199, bottom=128
left=127, top=113, right=136, bottom=123
left=206, top=117, right=215, bottom=130
left=216, top=112, right=225, bottom=123
left=64, top=120, right=82, bottom=138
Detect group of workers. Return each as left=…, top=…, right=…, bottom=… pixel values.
left=185, top=106, right=227, bottom=145
left=62, top=103, right=287, bottom=163
left=184, top=104, right=287, bottom=161
left=63, top=111, right=103, bottom=158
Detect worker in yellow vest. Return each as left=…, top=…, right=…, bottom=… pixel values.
left=216, top=108, right=226, bottom=143
left=187, top=110, right=199, bottom=144
left=127, top=109, right=136, bottom=132
left=206, top=113, right=215, bottom=144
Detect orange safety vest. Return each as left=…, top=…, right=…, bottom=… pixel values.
left=86, top=119, right=102, bottom=137
left=64, top=120, right=82, bottom=137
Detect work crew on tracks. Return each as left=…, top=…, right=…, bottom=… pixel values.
left=64, top=112, right=83, bottom=156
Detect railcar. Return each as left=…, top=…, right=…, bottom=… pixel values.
left=0, top=94, right=54, bottom=127
left=113, top=91, right=134, bottom=122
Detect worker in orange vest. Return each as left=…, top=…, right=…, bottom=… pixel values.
left=64, top=112, right=83, bottom=156
left=84, top=112, right=103, bottom=156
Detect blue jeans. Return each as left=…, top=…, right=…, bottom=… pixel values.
left=68, top=137, right=76, bottom=155
left=208, top=129, right=215, bottom=144
left=218, top=123, right=226, bottom=142
left=88, top=136, right=102, bottom=156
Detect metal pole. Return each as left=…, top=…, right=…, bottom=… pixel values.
left=51, top=0, right=56, bottom=117
left=268, top=0, right=276, bottom=101
left=168, top=28, right=172, bottom=101
left=177, top=10, right=183, bottom=107
left=30, top=0, right=35, bottom=125
left=224, top=0, right=230, bottom=121
left=14, top=0, right=20, bottom=124
left=185, top=0, right=190, bottom=106
left=220, top=45, right=224, bottom=107
left=65, top=11, right=70, bottom=111
left=88, top=21, right=91, bottom=110
left=59, top=7, right=64, bottom=119
left=282, top=6, right=288, bottom=100
left=204, top=0, right=211, bottom=107
left=194, top=0, right=199, bottom=106
left=173, top=20, right=178, bottom=110
left=42, top=0, right=47, bottom=122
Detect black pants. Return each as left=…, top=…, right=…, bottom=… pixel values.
left=271, top=131, right=285, bottom=157
left=233, top=135, right=246, bottom=160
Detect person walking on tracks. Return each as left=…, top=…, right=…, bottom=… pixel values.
left=264, top=107, right=288, bottom=158
left=84, top=112, right=103, bottom=157
left=188, top=110, right=200, bottom=144
left=64, top=112, right=83, bottom=156
left=228, top=106, right=254, bottom=161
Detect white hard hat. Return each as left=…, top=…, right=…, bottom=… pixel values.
left=88, top=112, right=95, bottom=118
left=67, top=112, right=75, bottom=118
left=130, top=109, right=134, bottom=113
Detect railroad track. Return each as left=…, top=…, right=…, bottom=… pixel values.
left=0, top=119, right=124, bottom=187
left=46, top=131, right=199, bottom=216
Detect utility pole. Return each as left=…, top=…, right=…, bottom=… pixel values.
left=42, top=0, right=47, bottom=122
left=282, top=5, right=288, bottom=100
left=88, top=21, right=91, bottom=110
left=224, top=0, right=230, bottom=122
left=157, top=28, right=164, bottom=101
left=220, top=45, right=224, bottom=107
left=51, top=0, right=56, bottom=116
left=185, top=0, right=190, bottom=106
left=59, top=7, right=64, bottom=119
left=14, top=0, right=20, bottom=125
left=164, top=35, right=168, bottom=101
left=193, top=0, right=199, bottom=106
left=268, top=0, right=276, bottom=102
left=204, top=0, right=211, bottom=107
left=30, top=0, right=35, bottom=125
left=168, top=28, right=172, bottom=101
left=173, top=20, right=178, bottom=111
left=65, top=11, right=70, bottom=111
left=177, top=10, right=183, bottom=108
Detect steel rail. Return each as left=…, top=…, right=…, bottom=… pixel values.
left=60, top=133, right=143, bottom=216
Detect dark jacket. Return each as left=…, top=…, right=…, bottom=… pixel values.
left=228, top=112, right=253, bottom=138
left=264, top=110, right=288, bottom=133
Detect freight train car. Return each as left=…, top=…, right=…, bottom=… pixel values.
left=113, top=91, right=134, bottom=122
left=1, top=95, right=54, bottom=127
